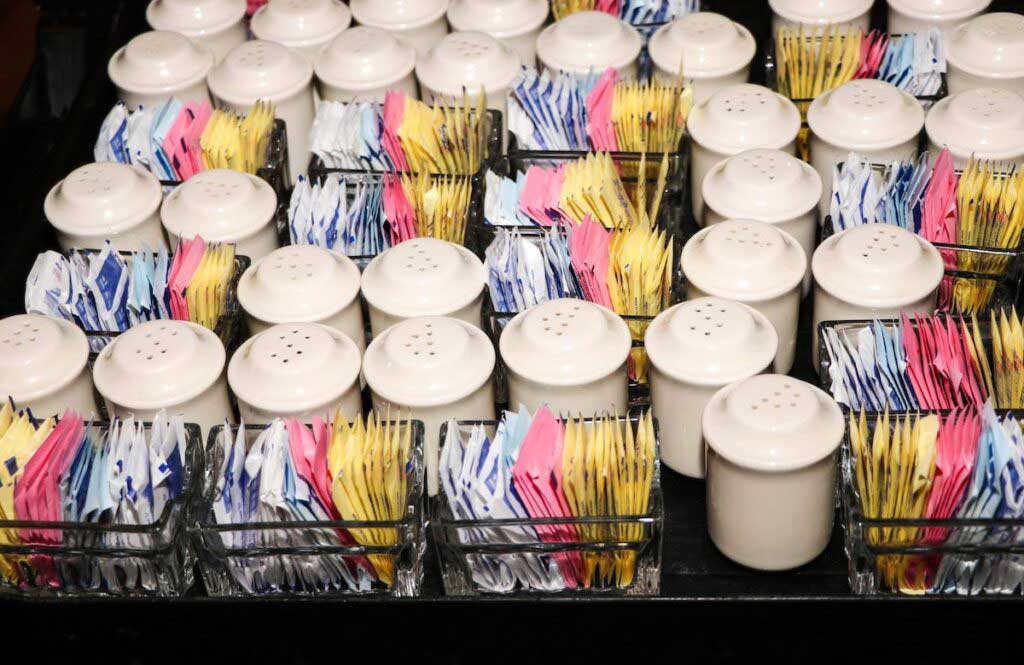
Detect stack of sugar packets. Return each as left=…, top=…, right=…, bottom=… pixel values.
left=206, top=413, right=418, bottom=595
left=551, top=0, right=700, bottom=23
left=0, top=404, right=189, bottom=593
left=95, top=99, right=275, bottom=182
left=849, top=403, right=1024, bottom=595
left=439, top=406, right=657, bottom=593
left=25, top=238, right=236, bottom=349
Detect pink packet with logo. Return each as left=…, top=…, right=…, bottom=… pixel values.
left=183, top=101, right=212, bottom=177
left=166, top=236, right=207, bottom=320
left=162, top=106, right=194, bottom=181
left=382, top=92, right=410, bottom=173
left=595, top=0, right=619, bottom=13
left=585, top=69, right=618, bottom=152
left=569, top=216, right=613, bottom=308
left=382, top=174, right=417, bottom=244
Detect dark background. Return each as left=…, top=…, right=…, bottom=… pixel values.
left=1, top=1, right=1023, bottom=661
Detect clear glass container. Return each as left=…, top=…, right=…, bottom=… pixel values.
left=0, top=421, right=202, bottom=598
left=430, top=415, right=664, bottom=597
left=192, top=421, right=426, bottom=598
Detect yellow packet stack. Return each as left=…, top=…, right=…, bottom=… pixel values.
left=185, top=243, right=236, bottom=331
left=397, top=91, right=487, bottom=175
left=201, top=100, right=275, bottom=174
left=611, top=78, right=692, bottom=154
left=559, top=152, right=639, bottom=229
left=551, top=0, right=597, bottom=19
left=399, top=172, right=473, bottom=244
left=328, top=411, right=412, bottom=587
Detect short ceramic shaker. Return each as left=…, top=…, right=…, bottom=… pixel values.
left=208, top=40, right=315, bottom=181
left=703, top=374, right=844, bottom=571
left=350, top=0, right=450, bottom=59
left=416, top=31, right=520, bottom=129
left=238, top=245, right=365, bottom=352
left=93, top=319, right=233, bottom=436
left=229, top=322, right=362, bottom=425
left=315, top=26, right=418, bottom=103
left=251, top=0, right=352, bottom=62
left=0, top=314, right=98, bottom=419
left=360, top=238, right=486, bottom=338
left=681, top=220, right=806, bottom=374
left=446, top=0, right=548, bottom=67
left=687, top=84, right=801, bottom=224
left=44, top=161, right=166, bottom=252
left=812, top=224, right=944, bottom=367
left=145, top=0, right=247, bottom=62
left=108, top=30, right=214, bottom=109
left=536, top=10, right=643, bottom=79
left=363, top=315, right=495, bottom=496
left=769, top=0, right=873, bottom=34
left=702, top=149, right=822, bottom=296
left=807, top=79, right=925, bottom=216
left=925, top=87, right=1024, bottom=169
left=947, top=13, right=1024, bottom=96
left=648, top=12, right=757, bottom=104
left=160, top=169, right=280, bottom=261
left=499, top=298, right=632, bottom=417
left=645, top=298, right=778, bottom=479
left=887, top=0, right=991, bottom=40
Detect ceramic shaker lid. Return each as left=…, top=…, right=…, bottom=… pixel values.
left=687, top=84, right=802, bottom=154
left=251, top=0, right=352, bottom=51
left=648, top=12, right=756, bottom=79
left=0, top=314, right=90, bottom=403
left=315, top=26, right=417, bottom=91
left=146, top=0, right=247, bottom=36
left=45, top=162, right=163, bottom=237
left=807, top=79, right=925, bottom=151
left=416, top=31, right=521, bottom=95
left=702, top=149, right=821, bottom=222
left=947, top=12, right=1024, bottom=79
left=888, top=0, right=991, bottom=20
left=108, top=30, right=214, bottom=99
left=161, top=169, right=277, bottom=243
left=350, top=0, right=449, bottom=30
left=447, top=0, right=548, bottom=38
left=925, top=87, right=1024, bottom=161
left=536, top=10, right=643, bottom=75
left=208, top=39, right=314, bottom=104
left=769, top=0, right=874, bottom=25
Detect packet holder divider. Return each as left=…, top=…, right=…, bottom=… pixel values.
left=190, top=420, right=426, bottom=598
left=0, top=420, right=203, bottom=598
left=429, top=414, right=664, bottom=597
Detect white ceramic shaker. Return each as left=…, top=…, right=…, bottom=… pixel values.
left=703, top=374, right=844, bottom=571
left=238, top=244, right=365, bottom=352
left=925, top=87, right=1024, bottom=169
left=648, top=12, right=757, bottom=104
left=807, top=79, right=925, bottom=217
left=315, top=26, right=418, bottom=103
left=687, top=83, right=801, bottom=224
left=208, top=40, right=315, bottom=181
left=93, top=319, right=233, bottom=436
left=108, top=30, right=214, bottom=109
left=350, top=0, right=450, bottom=59
left=769, top=0, right=873, bottom=34
left=681, top=219, right=806, bottom=374
left=145, top=0, right=247, bottom=63
left=363, top=315, right=495, bottom=496
left=45, top=162, right=165, bottom=252
left=645, top=298, right=778, bottom=479
left=811, top=224, right=944, bottom=367
left=160, top=168, right=280, bottom=261
left=228, top=322, right=362, bottom=424
left=702, top=148, right=822, bottom=296
left=360, top=238, right=486, bottom=338
left=887, top=0, right=991, bottom=40
left=536, top=10, right=643, bottom=79
left=499, top=298, right=631, bottom=417
left=946, top=12, right=1024, bottom=96
left=446, top=0, right=548, bottom=67
left=0, top=314, right=99, bottom=419
left=251, top=0, right=352, bottom=62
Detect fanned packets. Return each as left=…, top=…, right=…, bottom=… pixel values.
left=440, top=407, right=657, bottom=593
left=551, top=0, right=699, bottom=22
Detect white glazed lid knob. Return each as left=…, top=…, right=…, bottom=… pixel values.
left=925, top=87, right=1024, bottom=161
left=93, top=319, right=226, bottom=411
left=649, top=12, right=756, bottom=79
left=888, top=0, right=991, bottom=20
left=703, top=149, right=822, bottom=221
left=948, top=12, right=1024, bottom=78
left=208, top=39, right=314, bottom=104
left=161, top=168, right=277, bottom=243
left=645, top=298, right=778, bottom=385
left=0, top=315, right=90, bottom=403
left=812, top=224, right=944, bottom=308
left=702, top=374, right=844, bottom=472
left=146, top=0, right=247, bottom=36
left=238, top=244, right=361, bottom=322
left=108, top=30, right=214, bottom=98
left=446, top=0, right=548, bottom=38
left=44, top=161, right=163, bottom=236
left=363, top=316, right=495, bottom=407
left=807, top=79, right=925, bottom=151
left=687, top=84, right=801, bottom=154
left=536, top=10, right=643, bottom=75
left=416, top=31, right=521, bottom=95
left=681, top=219, right=806, bottom=301
left=769, top=0, right=874, bottom=24
left=350, top=0, right=449, bottom=30
left=251, top=0, right=352, bottom=49
left=315, top=26, right=416, bottom=91
left=229, top=322, right=361, bottom=413
left=361, top=238, right=486, bottom=318
left=499, top=298, right=632, bottom=387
